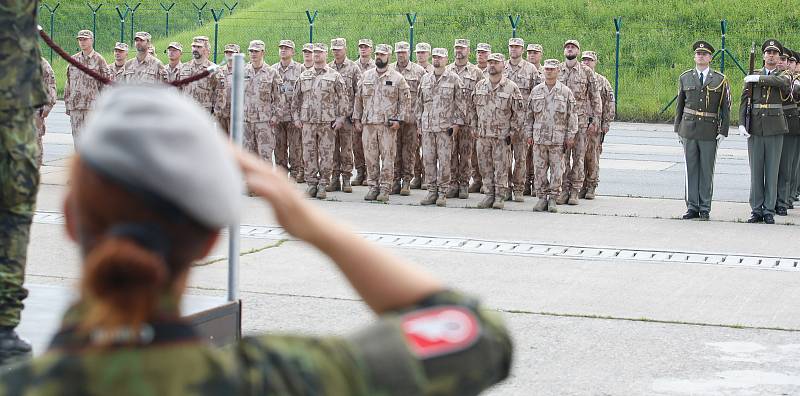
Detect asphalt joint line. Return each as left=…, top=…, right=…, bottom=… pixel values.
left=193, top=239, right=288, bottom=267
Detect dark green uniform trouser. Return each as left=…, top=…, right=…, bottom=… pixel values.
left=788, top=136, right=800, bottom=200
left=748, top=134, right=783, bottom=216
left=777, top=135, right=799, bottom=209
left=0, top=108, right=39, bottom=328
left=682, top=138, right=718, bottom=213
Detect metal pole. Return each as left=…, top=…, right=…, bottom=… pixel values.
left=406, top=13, right=416, bottom=62
left=127, top=3, right=140, bottom=46
left=227, top=53, right=245, bottom=302
left=306, top=9, right=317, bottom=43
left=160, top=2, right=175, bottom=36
left=87, top=3, right=102, bottom=41
left=508, top=14, right=520, bottom=39
left=211, top=8, right=224, bottom=64
left=115, top=5, right=129, bottom=44
left=41, top=3, right=60, bottom=63
left=720, top=19, right=726, bottom=74
left=193, top=2, right=208, bottom=26
left=224, top=1, right=238, bottom=15
left=614, top=17, right=621, bottom=112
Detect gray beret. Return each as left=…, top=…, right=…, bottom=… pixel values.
left=78, top=85, right=242, bottom=229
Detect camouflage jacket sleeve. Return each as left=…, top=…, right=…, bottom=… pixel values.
left=586, top=68, right=602, bottom=124
left=335, top=74, right=349, bottom=121
left=159, top=63, right=169, bottom=83
left=511, top=85, right=525, bottom=139
left=395, top=76, right=411, bottom=123
left=350, top=67, right=363, bottom=118
left=601, top=77, right=615, bottom=133
left=468, top=88, right=478, bottom=129
left=352, top=80, right=364, bottom=122
left=566, top=89, right=579, bottom=140
left=42, top=60, right=57, bottom=115
left=215, top=72, right=227, bottom=115
left=292, top=78, right=303, bottom=122
left=524, top=94, right=535, bottom=139
left=452, top=76, right=466, bottom=126
left=414, top=81, right=424, bottom=125
left=270, top=73, right=284, bottom=124
left=63, top=65, right=72, bottom=111
left=234, top=290, right=512, bottom=395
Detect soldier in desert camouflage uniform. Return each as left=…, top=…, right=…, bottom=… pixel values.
left=526, top=59, right=578, bottom=213
left=390, top=41, right=426, bottom=196
left=273, top=39, right=306, bottom=182
left=243, top=40, right=284, bottom=168
left=35, top=57, right=56, bottom=168
left=64, top=29, right=111, bottom=144
left=165, top=42, right=183, bottom=83
left=580, top=50, right=616, bottom=200
left=416, top=48, right=465, bottom=207
left=178, top=36, right=218, bottom=114
left=328, top=38, right=362, bottom=193
left=292, top=43, right=349, bottom=200
left=215, top=43, right=239, bottom=135
left=121, top=32, right=168, bottom=84
left=353, top=44, right=411, bottom=203
left=469, top=53, right=524, bottom=210
left=110, top=42, right=128, bottom=81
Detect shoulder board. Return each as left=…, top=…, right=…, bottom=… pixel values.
left=680, top=69, right=694, bottom=77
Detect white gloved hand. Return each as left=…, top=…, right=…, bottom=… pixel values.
left=744, top=75, right=761, bottom=83
left=716, top=134, right=726, bottom=142
left=738, top=125, right=751, bottom=138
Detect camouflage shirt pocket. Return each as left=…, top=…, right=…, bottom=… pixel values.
left=555, top=96, right=568, bottom=113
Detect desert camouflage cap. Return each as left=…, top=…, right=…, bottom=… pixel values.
left=114, top=42, right=129, bottom=51
left=564, top=39, right=580, bottom=49
left=134, top=32, right=152, bottom=41
left=248, top=40, right=265, bottom=51
left=331, top=38, right=346, bottom=49
left=527, top=43, right=543, bottom=52
left=313, top=42, right=328, bottom=52
left=488, top=53, right=505, bottom=62
left=543, top=59, right=560, bottom=69
left=76, top=30, right=94, bottom=39
left=302, top=43, right=313, bottom=52
left=508, top=37, right=524, bottom=47
left=192, top=36, right=210, bottom=47
left=375, top=44, right=392, bottom=55
left=454, top=38, right=470, bottom=48
left=432, top=48, right=448, bottom=57
left=395, top=41, right=410, bottom=53
left=279, top=40, right=295, bottom=49
left=476, top=43, right=491, bottom=52
left=581, top=51, right=597, bottom=61
left=415, top=42, right=431, bottom=53
left=358, top=38, right=373, bottom=48
left=166, top=42, right=182, bottom=51
left=224, top=43, right=240, bottom=53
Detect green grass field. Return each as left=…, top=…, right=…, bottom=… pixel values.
left=42, top=0, right=800, bottom=123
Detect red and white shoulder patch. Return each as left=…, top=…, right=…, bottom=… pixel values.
left=401, top=306, right=480, bottom=359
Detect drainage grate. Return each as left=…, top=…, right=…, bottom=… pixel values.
left=33, top=210, right=800, bottom=272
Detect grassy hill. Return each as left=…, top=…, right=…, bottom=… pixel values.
left=44, top=0, right=800, bottom=123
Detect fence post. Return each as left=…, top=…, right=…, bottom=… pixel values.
left=614, top=17, right=621, bottom=111
left=40, top=2, right=61, bottom=63
left=406, top=13, right=416, bottom=62
left=126, top=2, right=141, bottom=46
left=86, top=3, right=103, bottom=41
left=720, top=19, right=727, bottom=74
left=193, top=2, right=208, bottom=26
left=305, top=9, right=318, bottom=43
left=211, top=8, right=225, bottom=63
left=160, top=2, right=175, bottom=36
left=508, top=14, right=520, bottom=38
left=115, top=5, right=130, bottom=44
left=224, top=1, right=238, bottom=15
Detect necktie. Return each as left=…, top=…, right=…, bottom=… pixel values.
left=699, top=72, right=704, bottom=85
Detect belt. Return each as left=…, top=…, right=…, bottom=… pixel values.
left=754, top=104, right=783, bottom=109
left=782, top=104, right=798, bottom=110
left=684, top=108, right=718, bottom=118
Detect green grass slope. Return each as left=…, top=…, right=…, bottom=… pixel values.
left=43, top=0, right=800, bottom=123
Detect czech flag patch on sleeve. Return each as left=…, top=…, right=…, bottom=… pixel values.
left=400, top=306, right=481, bottom=359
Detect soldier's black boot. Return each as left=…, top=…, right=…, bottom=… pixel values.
left=0, top=327, right=32, bottom=365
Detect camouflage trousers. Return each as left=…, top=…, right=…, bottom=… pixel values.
left=450, top=128, right=473, bottom=188
left=362, top=124, right=397, bottom=191
left=353, top=128, right=366, bottom=176
left=0, top=108, right=38, bottom=327
left=562, top=128, right=588, bottom=192
left=34, top=112, right=46, bottom=168
left=394, top=122, right=418, bottom=182
left=476, top=136, right=510, bottom=198
left=583, top=131, right=602, bottom=189
left=216, top=115, right=231, bottom=136
left=303, top=123, right=335, bottom=188
left=510, top=140, right=529, bottom=193
left=421, top=131, right=452, bottom=193
left=533, top=143, right=565, bottom=198
left=276, top=121, right=304, bottom=177
left=332, top=122, right=354, bottom=181
left=244, top=121, right=276, bottom=164
left=414, top=134, right=423, bottom=180
left=470, top=139, right=481, bottom=184
left=68, top=109, right=89, bottom=146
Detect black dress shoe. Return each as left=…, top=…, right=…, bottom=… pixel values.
left=699, top=211, right=710, bottom=220
left=682, top=210, right=700, bottom=219
left=746, top=214, right=763, bottom=223
left=776, top=207, right=788, bottom=216
left=789, top=202, right=795, bottom=209
left=764, top=214, right=775, bottom=224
